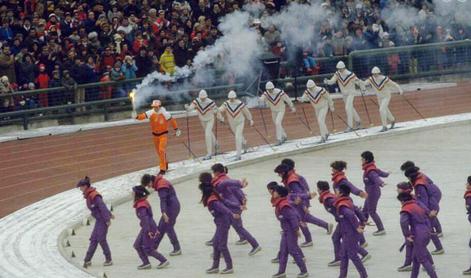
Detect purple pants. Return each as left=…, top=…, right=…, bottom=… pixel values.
left=134, top=229, right=167, bottom=265
left=339, top=237, right=368, bottom=278
left=403, top=241, right=434, bottom=266
left=231, top=217, right=259, bottom=248
left=362, top=189, right=384, bottom=231
left=410, top=235, right=437, bottom=278
left=85, top=220, right=111, bottom=262
left=299, top=208, right=328, bottom=243
left=212, top=222, right=233, bottom=269
left=278, top=230, right=307, bottom=274
left=155, top=207, right=181, bottom=251
left=332, top=224, right=367, bottom=261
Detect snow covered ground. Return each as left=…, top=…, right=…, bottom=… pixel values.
left=0, top=81, right=456, bottom=142
left=65, top=118, right=471, bottom=278
left=0, top=111, right=469, bottom=278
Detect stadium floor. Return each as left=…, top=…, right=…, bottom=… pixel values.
left=1, top=82, right=471, bottom=217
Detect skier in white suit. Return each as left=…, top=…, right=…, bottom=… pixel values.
left=217, top=90, right=254, bottom=160
left=184, top=90, right=219, bottom=160
left=359, top=67, right=403, bottom=132
left=300, top=79, right=335, bottom=143
left=324, top=61, right=362, bottom=132
left=259, top=81, right=296, bottom=146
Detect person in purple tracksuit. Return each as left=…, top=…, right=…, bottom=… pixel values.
left=132, top=186, right=170, bottom=270
left=210, top=163, right=261, bottom=255
left=275, top=163, right=332, bottom=248
left=397, top=192, right=438, bottom=278
left=316, top=181, right=370, bottom=267
left=404, top=166, right=444, bottom=255
left=331, top=160, right=368, bottom=248
left=463, top=176, right=471, bottom=275
left=361, top=151, right=389, bottom=236
left=77, top=177, right=113, bottom=269
left=401, top=161, right=443, bottom=237
left=270, top=184, right=309, bottom=278
left=334, top=184, right=368, bottom=278
left=199, top=172, right=239, bottom=275
left=142, top=174, right=182, bottom=256
left=396, top=182, right=435, bottom=272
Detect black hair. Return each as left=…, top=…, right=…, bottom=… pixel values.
left=397, top=192, right=413, bottom=202
left=274, top=184, right=289, bottom=197
left=361, top=151, right=374, bottom=163
left=281, top=158, right=295, bottom=171
left=211, top=163, right=225, bottom=174
left=141, top=174, right=155, bottom=186
left=330, top=161, right=347, bottom=171
left=400, top=161, right=416, bottom=172
left=266, top=181, right=279, bottom=191
left=404, top=166, right=420, bottom=180
left=224, top=166, right=229, bottom=174
left=133, top=185, right=150, bottom=201
left=77, top=176, right=91, bottom=187
left=317, top=181, right=330, bottom=191
left=199, top=181, right=215, bottom=206
left=468, top=176, right=471, bottom=185
left=274, top=163, right=290, bottom=175
left=396, top=181, right=413, bottom=190
left=338, top=184, right=351, bottom=196
left=199, top=172, right=212, bottom=185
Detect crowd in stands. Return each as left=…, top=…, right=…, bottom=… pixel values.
left=0, top=0, right=469, bottom=113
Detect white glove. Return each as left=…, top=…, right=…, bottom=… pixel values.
left=249, top=120, right=254, bottom=127
left=323, top=78, right=328, bottom=84
left=175, top=129, right=182, bottom=137
left=131, top=111, right=137, bottom=119
left=330, top=106, right=335, bottom=112
left=184, top=104, right=189, bottom=110
left=291, top=107, right=296, bottom=113
left=399, top=89, right=404, bottom=95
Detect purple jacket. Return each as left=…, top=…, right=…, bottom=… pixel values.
left=274, top=197, right=301, bottom=233
left=135, top=200, right=159, bottom=234
left=400, top=200, right=431, bottom=238
left=334, top=197, right=361, bottom=238
left=332, top=172, right=363, bottom=196
left=153, top=178, right=180, bottom=214
left=412, top=173, right=441, bottom=211
left=207, top=194, right=234, bottom=226
left=362, top=163, right=388, bottom=191
left=465, top=191, right=471, bottom=223
left=212, top=174, right=243, bottom=213
left=85, top=189, right=112, bottom=223
left=283, top=173, right=310, bottom=208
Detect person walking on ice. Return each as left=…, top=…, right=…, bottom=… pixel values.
left=300, top=79, right=335, bottom=143
left=185, top=90, right=219, bottom=159
left=259, top=81, right=295, bottom=145
left=77, top=177, right=114, bottom=269
left=133, top=100, right=182, bottom=175
left=324, top=61, right=362, bottom=132
left=217, top=90, right=254, bottom=161
left=359, top=66, right=403, bottom=132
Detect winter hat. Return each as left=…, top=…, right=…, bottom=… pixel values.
left=265, top=81, right=274, bottom=90
left=361, top=151, right=374, bottom=163
left=371, top=67, right=381, bottom=74
left=336, top=61, right=346, bottom=69
left=39, top=64, right=46, bottom=70
left=132, top=185, right=150, bottom=198
left=151, top=99, right=161, bottom=108
left=76, top=176, right=91, bottom=187
left=306, top=79, right=316, bottom=88
left=198, top=89, right=208, bottom=99
left=227, top=90, right=237, bottom=99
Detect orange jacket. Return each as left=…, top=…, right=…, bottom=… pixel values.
left=137, top=108, right=178, bottom=136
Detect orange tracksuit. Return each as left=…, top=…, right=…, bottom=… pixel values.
left=137, top=108, right=178, bottom=171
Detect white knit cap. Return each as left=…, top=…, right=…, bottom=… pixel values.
left=228, top=90, right=237, bottom=99
left=336, top=61, right=346, bottom=69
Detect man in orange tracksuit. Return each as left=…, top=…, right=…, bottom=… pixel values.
left=134, top=100, right=181, bottom=174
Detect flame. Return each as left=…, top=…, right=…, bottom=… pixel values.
left=129, top=89, right=136, bottom=101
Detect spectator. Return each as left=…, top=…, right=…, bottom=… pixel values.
left=17, top=54, right=36, bottom=89
left=49, top=70, right=63, bottom=106
left=35, top=64, right=49, bottom=107
left=302, top=51, right=319, bottom=75
left=0, top=76, right=14, bottom=113
left=264, top=25, right=281, bottom=46
left=110, top=61, right=126, bottom=98
left=99, top=71, right=113, bottom=100
left=61, top=70, right=76, bottom=105
left=135, top=48, right=153, bottom=77
left=121, top=55, right=138, bottom=80
left=159, top=46, right=176, bottom=75
left=0, top=46, right=16, bottom=84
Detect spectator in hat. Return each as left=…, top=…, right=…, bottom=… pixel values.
left=0, top=45, right=16, bottom=84
left=35, top=64, right=50, bottom=107
left=159, top=46, right=176, bottom=75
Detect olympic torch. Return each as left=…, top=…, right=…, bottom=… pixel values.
left=129, top=89, right=137, bottom=118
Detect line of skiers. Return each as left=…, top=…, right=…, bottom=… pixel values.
left=77, top=152, right=471, bottom=277
left=184, top=61, right=404, bottom=161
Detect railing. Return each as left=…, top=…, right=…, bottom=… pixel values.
left=2, top=40, right=471, bottom=130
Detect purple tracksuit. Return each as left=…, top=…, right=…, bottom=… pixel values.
left=213, top=173, right=259, bottom=248
left=334, top=196, right=368, bottom=278
left=465, top=190, right=471, bottom=254
left=319, top=191, right=368, bottom=262
left=133, top=199, right=167, bottom=265
left=412, top=174, right=443, bottom=251
left=83, top=187, right=112, bottom=262
left=362, top=162, right=389, bottom=231
left=284, top=172, right=329, bottom=243
left=153, top=176, right=181, bottom=251
left=273, top=197, right=307, bottom=275
left=400, top=200, right=437, bottom=278
left=332, top=172, right=367, bottom=245
left=207, top=193, right=234, bottom=270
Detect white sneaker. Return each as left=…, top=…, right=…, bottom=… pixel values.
left=169, top=249, right=182, bottom=256
left=360, top=242, right=368, bottom=248
left=373, top=230, right=386, bottom=236
left=248, top=246, right=262, bottom=256
left=272, top=273, right=286, bottom=278
left=235, top=239, right=248, bottom=245
left=297, top=272, right=309, bottom=278
left=300, top=241, right=313, bottom=248
left=397, top=265, right=412, bottom=272
left=361, top=254, right=371, bottom=263
left=156, top=260, right=170, bottom=269
left=103, top=260, right=113, bottom=266
left=328, top=260, right=341, bottom=267
left=137, top=263, right=151, bottom=270
left=220, top=268, right=234, bottom=274
left=206, top=267, right=219, bottom=274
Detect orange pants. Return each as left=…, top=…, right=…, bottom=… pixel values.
left=152, top=134, right=168, bottom=171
